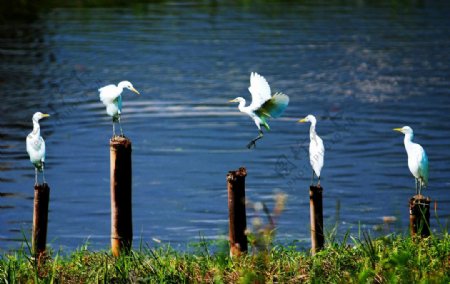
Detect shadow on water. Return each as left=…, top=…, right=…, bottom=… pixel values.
left=0, top=0, right=449, bottom=251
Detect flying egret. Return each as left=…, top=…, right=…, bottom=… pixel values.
left=299, top=115, right=324, bottom=185
left=26, top=112, right=50, bottom=185
left=99, top=81, right=140, bottom=137
left=229, top=72, right=289, bottom=149
left=393, top=126, right=428, bottom=195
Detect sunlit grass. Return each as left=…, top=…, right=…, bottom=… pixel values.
left=0, top=233, right=448, bottom=283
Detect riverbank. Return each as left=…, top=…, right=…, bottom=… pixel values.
left=1, top=233, right=448, bottom=283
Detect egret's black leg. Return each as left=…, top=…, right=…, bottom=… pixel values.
left=35, top=168, right=38, bottom=186
left=247, top=130, right=263, bottom=149
left=418, top=180, right=420, bottom=196
left=42, top=162, right=46, bottom=184
left=311, top=171, right=315, bottom=186
left=118, top=116, right=124, bottom=137
left=318, top=175, right=321, bottom=186
left=112, top=121, right=116, bottom=137
left=415, top=179, right=419, bottom=195
left=418, top=179, right=423, bottom=196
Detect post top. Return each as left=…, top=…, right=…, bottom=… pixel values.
left=110, top=136, right=132, bottom=147
left=410, top=194, right=431, bottom=203
left=309, top=185, right=323, bottom=196
left=34, top=183, right=50, bottom=191
left=227, top=167, right=247, bottom=181
left=309, top=184, right=323, bottom=190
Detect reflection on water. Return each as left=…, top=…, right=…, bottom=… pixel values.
left=1, top=1, right=449, bottom=251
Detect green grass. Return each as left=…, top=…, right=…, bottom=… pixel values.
left=0, top=233, right=449, bottom=283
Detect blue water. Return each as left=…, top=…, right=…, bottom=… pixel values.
left=1, top=1, right=449, bottom=251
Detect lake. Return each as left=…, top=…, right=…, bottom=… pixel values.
left=1, top=1, right=449, bottom=251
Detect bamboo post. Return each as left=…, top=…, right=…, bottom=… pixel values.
left=110, top=136, right=133, bottom=256
left=227, top=167, right=248, bottom=257
left=409, top=194, right=431, bottom=237
left=310, top=185, right=324, bottom=254
left=32, top=183, right=50, bottom=261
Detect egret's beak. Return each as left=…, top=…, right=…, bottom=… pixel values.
left=229, top=99, right=237, bottom=103
left=298, top=118, right=307, bottom=123
left=393, top=128, right=403, bottom=133
left=130, top=87, right=140, bottom=95
left=42, top=114, right=50, bottom=118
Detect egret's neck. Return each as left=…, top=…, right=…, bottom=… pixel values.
left=32, top=120, right=40, bottom=136
left=237, top=100, right=247, bottom=112
left=309, top=122, right=317, bottom=140
left=117, top=82, right=127, bottom=91
left=403, top=133, right=414, bottom=150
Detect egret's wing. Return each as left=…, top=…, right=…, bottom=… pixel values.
left=26, top=135, right=34, bottom=157
left=26, top=134, right=41, bottom=152
left=255, top=92, right=289, bottom=119
left=312, top=136, right=325, bottom=177
left=99, top=84, right=120, bottom=104
left=40, top=137, right=46, bottom=163
left=248, top=72, right=272, bottom=111
left=98, top=84, right=116, bottom=93
left=418, top=146, right=428, bottom=186
left=116, top=95, right=123, bottom=114
left=26, top=134, right=45, bottom=170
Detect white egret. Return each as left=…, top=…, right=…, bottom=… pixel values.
left=99, top=81, right=140, bottom=137
left=299, top=115, right=324, bottom=185
left=229, top=72, right=289, bottom=149
left=393, top=126, right=428, bottom=195
left=26, top=112, right=50, bottom=185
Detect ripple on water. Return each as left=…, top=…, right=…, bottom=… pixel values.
left=1, top=2, right=450, bottom=250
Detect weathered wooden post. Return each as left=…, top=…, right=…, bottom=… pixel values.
left=110, top=136, right=133, bottom=256
left=32, top=183, right=50, bottom=262
left=409, top=194, right=431, bottom=237
left=310, top=185, right=324, bottom=254
left=227, top=167, right=248, bottom=257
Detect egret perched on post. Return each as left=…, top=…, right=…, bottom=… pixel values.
left=26, top=112, right=50, bottom=185
left=393, top=126, right=428, bottom=195
left=229, top=72, right=289, bottom=149
left=99, top=81, right=140, bottom=137
left=299, top=115, right=324, bottom=185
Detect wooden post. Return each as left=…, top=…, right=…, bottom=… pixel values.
left=110, top=136, right=133, bottom=256
left=409, top=195, right=431, bottom=237
left=227, top=167, right=248, bottom=257
left=32, top=183, right=50, bottom=261
left=310, top=185, right=324, bottom=254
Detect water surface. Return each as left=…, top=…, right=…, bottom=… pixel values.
left=1, top=1, right=449, bottom=251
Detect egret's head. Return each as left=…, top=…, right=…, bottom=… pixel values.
left=119, top=81, right=140, bottom=95
left=393, top=126, right=413, bottom=135
left=32, top=112, right=50, bottom=122
left=229, top=97, right=245, bottom=104
left=298, top=114, right=316, bottom=124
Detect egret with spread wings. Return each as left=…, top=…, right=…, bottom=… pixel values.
left=99, top=80, right=140, bottom=137
left=229, top=72, right=289, bottom=149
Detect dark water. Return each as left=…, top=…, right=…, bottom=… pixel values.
left=1, top=1, right=449, bottom=251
